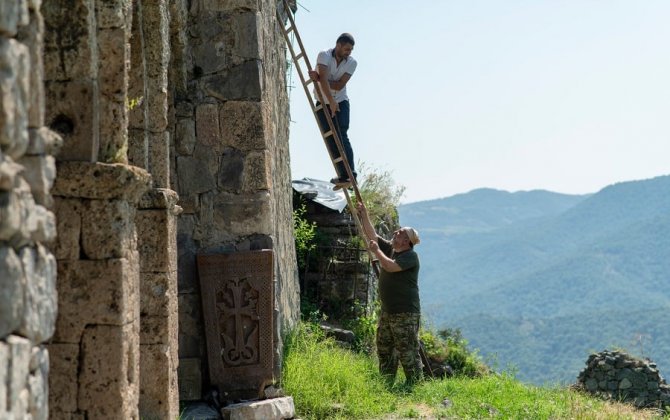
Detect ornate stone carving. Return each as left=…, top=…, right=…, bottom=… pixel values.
left=197, top=250, right=273, bottom=394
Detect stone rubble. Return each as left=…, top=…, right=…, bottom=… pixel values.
left=576, top=349, right=670, bottom=409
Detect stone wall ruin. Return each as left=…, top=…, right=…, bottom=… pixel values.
left=577, top=350, right=670, bottom=410
left=1, top=0, right=299, bottom=417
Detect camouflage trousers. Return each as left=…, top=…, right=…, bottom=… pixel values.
left=376, top=311, right=423, bottom=385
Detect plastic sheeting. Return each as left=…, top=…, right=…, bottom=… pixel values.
left=292, top=178, right=347, bottom=212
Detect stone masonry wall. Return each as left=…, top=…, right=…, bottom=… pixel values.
left=174, top=0, right=299, bottom=399
left=577, top=350, right=670, bottom=409
left=3, top=0, right=297, bottom=416
left=1, top=1, right=60, bottom=419
left=42, top=0, right=179, bottom=418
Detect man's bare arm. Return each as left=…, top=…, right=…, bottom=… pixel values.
left=329, top=73, right=352, bottom=91
left=317, top=64, right=338, bottom=116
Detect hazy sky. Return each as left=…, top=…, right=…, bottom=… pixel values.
left=286, top=1, right=670, bottom=203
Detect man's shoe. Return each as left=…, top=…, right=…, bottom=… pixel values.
left=330, top=177, right=352, bottom=190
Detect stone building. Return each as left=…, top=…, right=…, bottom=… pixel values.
left=1, top=0, right=299, bottom=418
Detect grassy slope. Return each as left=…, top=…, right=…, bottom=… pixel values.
left=283, top=325, right=665, bottom=419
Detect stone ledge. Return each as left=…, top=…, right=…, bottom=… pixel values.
left=138, top=187, right=180, bottom=213
left=52, top=161, right=151, bottom=201
left=221, top=397, right=295, bottom=420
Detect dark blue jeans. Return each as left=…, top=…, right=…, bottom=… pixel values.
left=316, top=100, right=355, bottom=180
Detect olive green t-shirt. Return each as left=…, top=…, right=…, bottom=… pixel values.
left=377, top=237, right=421, bottom=314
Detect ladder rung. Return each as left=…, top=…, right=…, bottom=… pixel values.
left=322, top=130, right=333, bottom=138
left=286, top=25, right=294, bottom=34
left=295, top=52, right=304, bottom=61
left=314, top=103, right=322, bottom=111
left=332, top=157, right=343, bottom=163
left=303, top=78, right=313, bottom=86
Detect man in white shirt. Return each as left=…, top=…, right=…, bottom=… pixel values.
left=309, top=33, right=358, bottom=189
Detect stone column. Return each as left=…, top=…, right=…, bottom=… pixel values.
left=137, top=189, right=181, bottom=420
left=1, top=1, right=61, bottom=419
left=49, top=162, right=150, bottom=419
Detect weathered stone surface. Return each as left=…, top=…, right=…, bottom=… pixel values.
left=175, top=118, right=196, bottom=155
left=97, top=93, right=128, bottom=164
left=177, top=357, right=202, bottom=401
left=95, top=0, right=132, bottom=29
left=0, top=158, right=23, bottom=191
left=139, top=187, right=179, bottom=210
left=195, top=103, right=220, bottom=149
left=220, top=101, right=265, bottom=151
left=148, top=131, right=169, bottom=188
left=243, top=150, right=270, bottom=191
left=17, top=155, right=56, bottom=206
left=221, top=397, right=295, bottom=420
left=42, top=0, right=98, bottom=81
left=26, top=126, right=63, bottom=156
left=17, top=7, right=45, bottom=128
left=176, top=155, right=216, bottom=194
left=52, top=161, right=151, bottom=201
left=18, top=245, right=57, bottom=342
left=0, top=342, right=7, bottom=412
left=213, top=191, right=272, bottom=237
left=8, top=335, right=31, bottom=416
left=78, top=323, right=139, bottom=419
left=140, top=271, right=177, bottom=320
left=53, top=197, right=82, bottom=260
left=0, top=0, right=28, bottom=37
left=0, top=38, right=30, bottom=159
left=0, top=247, right=24, bottom=337
left=178, top=293, right=205, bottom=359
left=45, top=80, right=99, bottom=162
left=47, top=343, right=79, bottom=414
left=200, top=0, right=259, bottom=12
left=128, top=128, right=148, bottom=169
left=28, top=346, right=49, bottom=420
left=203, top=60, right=262, bottom=101
left=54, top=255, right=139, bottom=343
left=137, top=208, right=177, bottom=272
left=81, top=198, right=136, bottom=259
left=217, top=147, right=244, bottom=192
left=140, top=344, right=179, bottom=420
left=142, top=1, right=169, bottom=133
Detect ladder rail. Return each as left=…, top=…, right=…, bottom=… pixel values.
left=277, top=0, right=380, bottom=276
left=278, top=0, right=362, bottom=203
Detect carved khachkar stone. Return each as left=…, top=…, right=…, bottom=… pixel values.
left=197, top=250, right=274, bottom=395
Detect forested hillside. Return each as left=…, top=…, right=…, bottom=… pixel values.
left=398, top=176, right=670, bottom=384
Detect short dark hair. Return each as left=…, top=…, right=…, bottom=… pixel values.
left=336, top=33, right=355, bottom=46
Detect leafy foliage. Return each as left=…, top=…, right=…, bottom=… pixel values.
left=420, top=327, right=489, bottom=378
left=293, top=200, right=317, bottom=271
left=357, top=162, right=406, bottom=236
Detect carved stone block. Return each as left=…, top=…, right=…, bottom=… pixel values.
left=197, top=250, right=274, bottom=394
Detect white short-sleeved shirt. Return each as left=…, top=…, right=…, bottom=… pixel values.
left=313, top=48, right=357, bottom=105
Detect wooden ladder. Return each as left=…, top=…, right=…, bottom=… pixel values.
left=277, top=0, right=379, bottom=275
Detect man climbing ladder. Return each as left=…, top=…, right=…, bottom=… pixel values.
left=309, top=33, right=358, bottom=189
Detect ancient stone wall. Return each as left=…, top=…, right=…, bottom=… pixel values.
left=0, top=1, right=60, bottom=418
left=174, top=0, right=299, bottom=399
left=3, top=0, right=298, bottom=416
left=577, top=350, right=670, bottom=409
left=42, top=0, right=180, bottom=418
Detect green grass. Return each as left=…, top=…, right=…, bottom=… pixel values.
left=282, top=323, right=667, bottom=419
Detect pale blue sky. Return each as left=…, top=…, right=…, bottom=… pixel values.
left=286, top=1, right=670, bottom=203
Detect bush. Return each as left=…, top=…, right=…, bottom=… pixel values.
left=420, top=327, right=489, bottom=378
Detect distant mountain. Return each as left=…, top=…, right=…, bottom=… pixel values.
left=398, top=176, right=670, bottom=384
